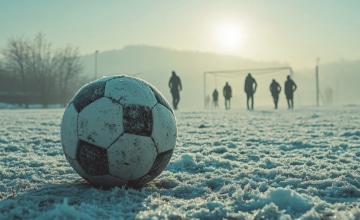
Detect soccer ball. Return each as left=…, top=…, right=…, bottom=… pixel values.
left=60, top=75, right=177, bottom=188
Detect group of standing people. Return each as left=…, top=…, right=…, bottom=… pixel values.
left=212, top=73, right=297, bottom=110
left=211, top=82, right=232, bottom=110
left=270, top=75, right=297, bottom=109
left=168, top=71, right=297, bottom=111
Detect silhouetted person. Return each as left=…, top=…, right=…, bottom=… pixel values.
left=168, top=71, right=182, bottom=110
left=223, top=82, right=232, bottom=110
left=212, top=88, right=219, bottom=108
left=244, top=73, right=257, bottom=110
left=284, top=75, right=297, bottom=109
left=270, top=79, right=281, bottom=109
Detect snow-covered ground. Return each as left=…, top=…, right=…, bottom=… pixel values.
left=0, top=106, right=359, bottom=219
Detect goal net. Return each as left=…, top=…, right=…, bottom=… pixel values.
left=203, top=67, right=294, bottom=109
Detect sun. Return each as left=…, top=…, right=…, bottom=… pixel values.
left=215, top=23, right=244, bottom=53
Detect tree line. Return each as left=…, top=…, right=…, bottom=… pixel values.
left=0, top=33, right=92, bottom=108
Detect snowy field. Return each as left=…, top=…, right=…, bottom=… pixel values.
left=0, top=106, right=360, bottom=219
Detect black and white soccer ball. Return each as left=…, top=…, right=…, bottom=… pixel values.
left=60, top=75, right=177, bottom=188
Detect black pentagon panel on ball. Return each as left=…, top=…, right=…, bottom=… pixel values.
left=148, top=85, right=173, bottom=114
left=123, top=104, right=153, bottom=136
left=77, top=140, right=109, bottom=176
left=127, top=149, right=173, bottom=188
left=72, top=81, right=106, bottom=112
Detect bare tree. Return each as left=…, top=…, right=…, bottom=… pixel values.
left=2, top=33, right=85, bottom=107
left=27, top=33, right=59, bottom=107
left=2, top=36, right=30, bottom=108
left=57, top=45, right=83, bottom=107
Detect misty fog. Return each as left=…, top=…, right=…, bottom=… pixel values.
left=80, top=45, right=360, bottom=110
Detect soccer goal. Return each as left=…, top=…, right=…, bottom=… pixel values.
left=203, top=66, right=293, bottom=108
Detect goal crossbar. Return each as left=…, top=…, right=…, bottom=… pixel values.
left=203, top=66, right=293, bottom=107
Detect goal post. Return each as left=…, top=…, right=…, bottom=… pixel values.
left=203, top=66, right=293, bottom=108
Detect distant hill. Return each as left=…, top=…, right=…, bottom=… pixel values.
left=81, top=45, right=360, bottom=108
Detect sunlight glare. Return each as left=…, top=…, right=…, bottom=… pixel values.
left=216, top=23, right=244, bottom=53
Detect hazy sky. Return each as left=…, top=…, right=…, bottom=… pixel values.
left=1, top=0, right=359, bottom=69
